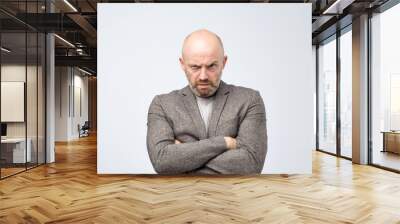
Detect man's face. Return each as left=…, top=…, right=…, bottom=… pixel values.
left=180, top=39, right=227, bottom=97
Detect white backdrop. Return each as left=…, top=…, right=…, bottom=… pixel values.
left=98, top=3, right=313, bottom=174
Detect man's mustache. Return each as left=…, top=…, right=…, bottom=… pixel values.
left=195, top=81, right=217, bottom=87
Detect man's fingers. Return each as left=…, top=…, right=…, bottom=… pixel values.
left=232, top=138, right=237, bottom=149
left=224, top=137, right=237, bottom=150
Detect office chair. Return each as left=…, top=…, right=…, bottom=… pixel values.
left=79, top=121, right=90, bottom=138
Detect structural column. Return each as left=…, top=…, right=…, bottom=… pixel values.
left=46, top=0, right=55, bottom=163
left=352, top=14, right=369, bottom=164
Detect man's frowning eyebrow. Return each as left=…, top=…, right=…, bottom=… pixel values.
left=188, top=61, right=219, bottom=67
left=207, top=61, right=219, bottom=66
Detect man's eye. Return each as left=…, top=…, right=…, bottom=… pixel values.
left=208, top=64, right=217, bottom=70
left=191, top=66, right=200, bottom=70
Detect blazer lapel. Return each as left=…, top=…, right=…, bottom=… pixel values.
left=179, top=81, right=231, bottom=139
left=180, top=86, right=207, bottom=140
left=207, top=81, right=230, bottom=137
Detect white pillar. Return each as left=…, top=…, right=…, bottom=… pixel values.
left=46, top=1, right=55, bottom=163
left=352, top=14, right=369, bottom=164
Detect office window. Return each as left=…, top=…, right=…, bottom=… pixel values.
left=340, top=29, right=352, bottom=158
left=318, top=37, right=337, bottom=154
left=371, top=3, right=400, bottom=171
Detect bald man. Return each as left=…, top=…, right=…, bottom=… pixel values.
left=146, top=29, right=267, bottom=175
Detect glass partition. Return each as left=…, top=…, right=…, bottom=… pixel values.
left=0, top=31, right=28, bottom=177
left=0, top=1, right=46, bottom=179
left=27, top=31, right=38, bottom=169
left=318, top=36, right=337, bottom=154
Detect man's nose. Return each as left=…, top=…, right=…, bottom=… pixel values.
left=199, top=67, right=208, bottom=80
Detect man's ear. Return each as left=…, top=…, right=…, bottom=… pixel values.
left=222, top=55, right=228, bottom=68
left=179, top=57, right=185, bottom=71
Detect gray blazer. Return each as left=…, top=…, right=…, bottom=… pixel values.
left=146, top=81, right=267, bottom=175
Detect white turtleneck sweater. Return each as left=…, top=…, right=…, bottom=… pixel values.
left=195, top=95, right=215, bottom=133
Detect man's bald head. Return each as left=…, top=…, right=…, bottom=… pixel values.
left=181, top=29, right=225, bottom=60
left=179, top=29, right=228, bottom=98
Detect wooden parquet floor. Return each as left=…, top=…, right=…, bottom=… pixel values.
left=1, top=134, right=400, bottom=223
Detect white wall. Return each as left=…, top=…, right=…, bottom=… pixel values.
left=55, top=67, right=89, bottom=141
left=55, top=67, right=69, bottom=141
left=72, top=72, right=89, bottom=138
left=98, top=3, right=313, bottom=174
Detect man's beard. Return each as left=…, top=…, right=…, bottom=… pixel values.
left=189, top=80, right=220, bottom=98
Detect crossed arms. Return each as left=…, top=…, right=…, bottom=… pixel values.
left=146, top=91, right=267, bottom=175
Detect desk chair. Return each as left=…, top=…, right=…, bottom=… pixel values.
left=79, top=121, right=90, bottom=138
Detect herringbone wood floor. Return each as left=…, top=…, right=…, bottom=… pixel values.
left=1, top=134, right=400, bottom=223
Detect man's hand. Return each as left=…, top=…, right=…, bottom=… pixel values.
left=224, top=137, right=237, bottom=150
left=175, top=137, right=236, bottom=149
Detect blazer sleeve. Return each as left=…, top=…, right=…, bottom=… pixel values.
left=203, top=91, right=268, bottom=174
left=146, top=95, right=228, bottom=174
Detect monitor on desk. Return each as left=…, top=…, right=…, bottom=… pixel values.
left=1, top=123, right=7, bottom=138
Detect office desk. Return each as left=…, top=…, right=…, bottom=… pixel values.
left=1, top=138, right=32, bottom=163
left=382, top=131, right=400, bottom=154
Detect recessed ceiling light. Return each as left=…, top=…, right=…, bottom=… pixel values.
left=323, top=0, right=354, bottom=15
left=1, top=47, right=11, bottom=53
left=78, top=67, right=93, bottom=76
left=63, top=0, right=78, bottom=12
left=54, top=34, right=75, bottom=48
